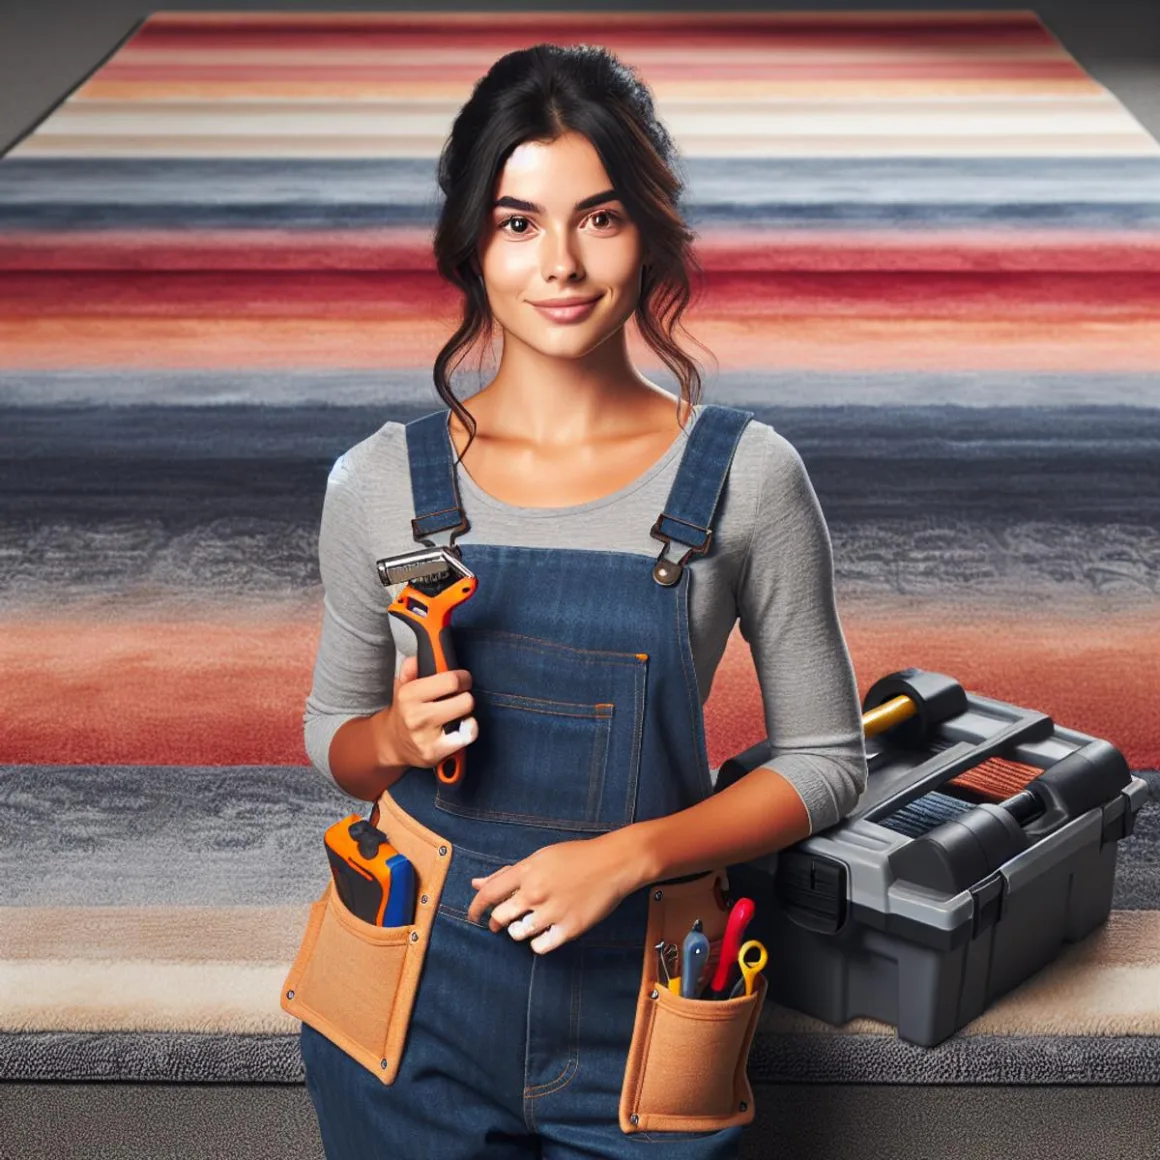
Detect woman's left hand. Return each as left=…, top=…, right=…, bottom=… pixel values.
left=467, top=831, right=646, bottom=954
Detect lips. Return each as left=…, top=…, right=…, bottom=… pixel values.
left=531, top=295, right=601, bottom=323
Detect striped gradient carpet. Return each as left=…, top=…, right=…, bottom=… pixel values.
left=1, top=10, right=1158, bottom=1085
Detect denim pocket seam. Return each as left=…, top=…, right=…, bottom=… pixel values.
left=475, top=688, right=614, bottom=720
left=458, top=626, right=647, bottom=667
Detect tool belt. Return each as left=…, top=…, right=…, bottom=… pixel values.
left=280, top=791, right=453, bottom=1084
left=618, top=868, right=768, bottom=1134
left=282, top=802, right=767, bottom=1133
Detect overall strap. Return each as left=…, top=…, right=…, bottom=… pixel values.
left=650, top=404, right=755, bottom=586
left=404, top=410, right=469, bottom=555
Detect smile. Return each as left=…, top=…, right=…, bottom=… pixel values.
left=531, top=297, right=601, bottom=324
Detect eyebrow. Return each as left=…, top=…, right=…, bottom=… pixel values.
left=492, top=189, right=620, bottom=215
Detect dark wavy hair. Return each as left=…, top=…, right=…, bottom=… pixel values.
left=431, top=42, right=714, bottom=461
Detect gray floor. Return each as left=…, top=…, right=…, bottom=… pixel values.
left=3, top=1081, right=1160, bottom=1160
left=0, top=0, right=1158, bottom=156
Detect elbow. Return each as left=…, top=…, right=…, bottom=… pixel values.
left=811, top=753, right=869, bottom=834
left=769, top=750, right=868, bottom=838
left=303, top=703, right=342, bottom=783
left=831, top=751, right=869, bottom=823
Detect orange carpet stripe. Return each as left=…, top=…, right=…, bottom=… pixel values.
left=4, top=316, right=1158, bottom=373
left=1, top=601, right=1155, bottom=769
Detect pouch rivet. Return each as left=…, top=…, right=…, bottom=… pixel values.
left=380, top=1059, right=388, bottom=1070
left=649, top=989, right=659, bottom=1000
left=740, top=1101, right=748, bottom=1112
left=285, top=990, right=294, bottom=1000
left=410, top=931, right=419, bottom=942
left=630, top=1114, right=640, bottom=1126
left=420, top=894, right=429, bottom=905
left=653, top=890, right=663, bottom=901
left=438, top=845, right=448, bottom=856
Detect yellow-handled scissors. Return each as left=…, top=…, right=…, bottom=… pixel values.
left=729, top=939, right=768, bottom=998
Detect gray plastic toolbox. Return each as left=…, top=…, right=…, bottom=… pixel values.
left=716, top=668, right=1152, bottom=1048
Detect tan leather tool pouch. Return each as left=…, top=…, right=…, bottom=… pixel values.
left=618, top=868, right=768, bottom=1134
left=280, top=791, right=452, bottom=1084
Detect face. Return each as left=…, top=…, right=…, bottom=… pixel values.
left=476, top=131, right=645, bottom=358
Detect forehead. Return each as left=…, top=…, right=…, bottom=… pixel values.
left=496, top=135, right=612, bottom=199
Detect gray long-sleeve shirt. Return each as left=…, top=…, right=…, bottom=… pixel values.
left=303, top=403, right=868, bottom=835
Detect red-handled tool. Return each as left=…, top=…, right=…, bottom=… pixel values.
left=706, top=896, right=755, bottom=1000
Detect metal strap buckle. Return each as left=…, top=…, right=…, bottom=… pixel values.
left=411, top=509, right=470, bottom=557
left=649, top=514, right=712, bottom=586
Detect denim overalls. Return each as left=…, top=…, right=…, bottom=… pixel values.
left=299, top=403, right=759, bottom=1159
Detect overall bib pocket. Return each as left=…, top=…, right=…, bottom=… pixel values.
left=619, top=870, right=767, bottom=1135
left=280, top=792, right=453, bottom=1084
left=435, top=627, right=648, bottom=832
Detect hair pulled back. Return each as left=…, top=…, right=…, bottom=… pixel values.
left=431, top=42, right=713, bottom=459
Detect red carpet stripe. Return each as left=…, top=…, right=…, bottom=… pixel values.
left=1, top=602, right=1155, bottom=770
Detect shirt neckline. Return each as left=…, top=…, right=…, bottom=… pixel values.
left=444, top=403, right=702, bottom=518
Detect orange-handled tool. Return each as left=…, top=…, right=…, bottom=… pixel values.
left=376, top=546, right=477, bottom=785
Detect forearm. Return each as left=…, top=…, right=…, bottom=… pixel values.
left=327, top=710, right=410, bottom=802
left=613, top=766, right=813, bottom=889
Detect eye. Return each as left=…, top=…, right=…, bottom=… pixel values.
left=498, top=215, right=532, bottom=235
left=497, top=210, right=623, bottom=235
left=588, top=210, right=622, bottom=230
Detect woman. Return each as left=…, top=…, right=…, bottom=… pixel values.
left=295, top=42, right=867, bottom=1160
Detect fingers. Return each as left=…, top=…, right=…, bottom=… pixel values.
left=395, top=663, right=471, bottom=706
left=466, top=865, right=516, bottom=924
left=388, top=663, right=477, bottom=769
left=504, top=909, right=564, bottom=954
left=434, top=689, right=476, bottom=724
left=424, top=668, right=473, bottom=698
left=470, top=865, right=511, bottom=889
left=438, top=716, right=477, bottom=756
left=466, top=864, right=544, bottom=936
left=487, top=892, right=535, bottom=934
left=465, top=867, right=567, bottom=954
left=506, top=911, right=538, bottom=939
left=529, top=924, right=564, bottom=955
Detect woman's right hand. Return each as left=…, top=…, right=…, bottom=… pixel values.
left=371, top=654, right=477, bottom=773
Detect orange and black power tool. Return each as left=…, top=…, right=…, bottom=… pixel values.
left=324, top=814, right=415, bottom=926
left=376, top=545, right=477, bottom=785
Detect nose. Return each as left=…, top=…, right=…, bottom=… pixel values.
left=541, top=226, right=585, bottom=283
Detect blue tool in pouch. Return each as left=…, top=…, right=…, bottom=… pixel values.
left=679, top=918, right=711, bottom=999
left=324, top=814, right=416, bottom=927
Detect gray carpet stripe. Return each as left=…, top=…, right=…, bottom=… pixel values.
left=0, top=766, right=1155, bottom=909
left=4, top=519, right=1158, bottom=609
left=4, top=405, right=1159, bottom=532
left=2, top=1030, right=1158, bottom=1085
left=3, top=369, right=1160, bottom=409
left=2, top=157, right=1159, bottom=231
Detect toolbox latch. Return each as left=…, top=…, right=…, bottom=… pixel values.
left=773, top=850, right=848, bottom=934
left=1100, top=794, right=1135, bottom=848
left=969, top=870, right=1004, bottom=938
